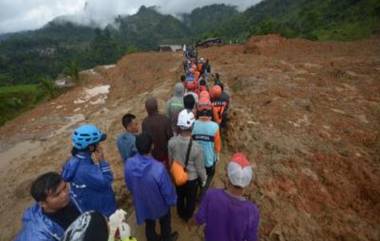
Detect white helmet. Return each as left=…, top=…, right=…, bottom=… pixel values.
left=177, top=109, right=195, bottom=129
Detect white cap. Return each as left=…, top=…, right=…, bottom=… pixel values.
left=227, top=153, right=253, bottom=188
left=177, top=109, right=195, bottom=129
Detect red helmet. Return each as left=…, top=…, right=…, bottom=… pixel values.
left=210, top=85, right=222, bottom=99
left=186, top=81, right=197, bottom=91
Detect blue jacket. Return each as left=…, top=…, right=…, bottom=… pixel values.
left=61, top=152, right=117, bottom=217
left=15, top=200, right=81, bottom=241
left=116, top=132, right=137, bottom=162
left=124, top=154, right=177, bottom=224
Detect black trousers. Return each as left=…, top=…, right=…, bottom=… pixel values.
left=176, top=179, right=199, bottom=221
left=145, top=211, right=171, bottom=241
left=205, top=163, right=216, bottom=187
left=197, top=163, right=216, bottom=200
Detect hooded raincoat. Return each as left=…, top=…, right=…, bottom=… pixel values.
left=15, top=200, right=81, bottom=241
left=61, top=152, right=117, bottom=217
left=124, top=154, right=177, bottom=224
left=166, top=83, right=185, bottom=132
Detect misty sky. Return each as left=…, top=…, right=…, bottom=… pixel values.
left=0, top=0, right=262, bottom=34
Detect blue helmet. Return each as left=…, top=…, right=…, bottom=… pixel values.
left=72, top=124, right=107, bottom=150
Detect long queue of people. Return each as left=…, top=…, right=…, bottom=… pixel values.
left=14, top=50, right=260, bottom=241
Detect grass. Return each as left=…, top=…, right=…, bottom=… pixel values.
left=0, top=84, right=44, bottom=126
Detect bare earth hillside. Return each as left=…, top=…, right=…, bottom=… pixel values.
left=0, top=35, right=379, bottom=241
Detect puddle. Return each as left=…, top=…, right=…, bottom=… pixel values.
left=103, top=64, right=116, bottom=69
left=81, top=69, right=97, bottom=75
left=74, top=85, right=110, bottom=104
left=90, top=97, right=107, bottom=105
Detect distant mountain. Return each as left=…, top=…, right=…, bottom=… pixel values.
left=36, top=21, right=96, bottom=42
left=0, top=33, right=13, bottom=42
left=0, top=1, right=379, bottom=86
left=113, top=6, right=190, bottom=49
left=182, top=4, right=239, bottom=37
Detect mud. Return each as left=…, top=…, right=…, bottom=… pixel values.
left=1, top=36, right=380, bottom=241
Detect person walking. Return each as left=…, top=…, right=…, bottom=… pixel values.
left=195, top=153, right=260, bottom=241
left=192, top=97, right=221, bottom=188
left=166, top=83, right=185, bottom=134
left=142, top=97, right=173, bottom=169
left=125, top=132, right=178, bottom=241
left=168, top=109, right=207, bottom=222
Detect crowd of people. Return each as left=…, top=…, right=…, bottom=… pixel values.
left=14, top=47, right=260, bottom=241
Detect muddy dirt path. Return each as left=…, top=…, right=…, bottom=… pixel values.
left=0, top=52, right=188, bottom=240
left=1, top=35, right=380, bottom=241
left=0, top=51, right=234, bottom=241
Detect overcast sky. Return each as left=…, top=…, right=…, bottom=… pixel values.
left=0, top=0, right=262, bottom=34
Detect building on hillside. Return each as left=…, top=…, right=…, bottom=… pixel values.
left=159, top=45, right=182, bottom=52
left=196, top=38, right=223, bottom=48
left=55, top=78, right=74, bottom=88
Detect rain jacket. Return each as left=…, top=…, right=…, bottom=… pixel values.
left=166, top=83, right=185, bottom=131
left=142, top=99, right=173, bottom=167
left=61, top=152, right=117, bottom=217
left=124, top=154, right=177, bottom=225
left=15, top=200, right=81, bottom=241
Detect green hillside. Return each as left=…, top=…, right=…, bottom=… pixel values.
left=0, top=1, right=379, bottom=86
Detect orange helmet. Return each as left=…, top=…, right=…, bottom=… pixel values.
left=210, top=85, right=222, bottom=99
left=199, top=90, right=210, bottom=100
left=197, top=96, right=212, bottom=112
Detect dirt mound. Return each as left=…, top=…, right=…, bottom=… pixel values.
left=200, top=36, right=380, bottom=241
left=244, top=34, right=287, bottom=55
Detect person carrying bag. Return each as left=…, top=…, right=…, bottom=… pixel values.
left=170, top=139, right=192, bottom=186
left=168, top=110, right=207, bottom=222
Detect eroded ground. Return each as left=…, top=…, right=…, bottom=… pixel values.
left=0, top=35, right=379, bottom=241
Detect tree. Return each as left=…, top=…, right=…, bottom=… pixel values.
left=65, top=60, right=80, bottom=84
left=39, top=77, right=58, bottom=99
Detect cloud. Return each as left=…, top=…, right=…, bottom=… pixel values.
left=0, top=0, right=262, bottom=34
left=0, top=0, right=85, bottom=33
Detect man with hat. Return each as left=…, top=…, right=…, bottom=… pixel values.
left=195, top=153, right=260, bottom=241
left=192, top=96, right=221, bottom=188
left=168, top=109, right=207, bottom=222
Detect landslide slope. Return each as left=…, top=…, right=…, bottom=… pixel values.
left=202, top=35, right=380, bottom=241
left=0, top=35, right=379, bottom=241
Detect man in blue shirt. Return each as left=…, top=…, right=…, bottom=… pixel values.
left=125, top=132, right=178, bottom=241
left=117, top=113, right=139, bottom=163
